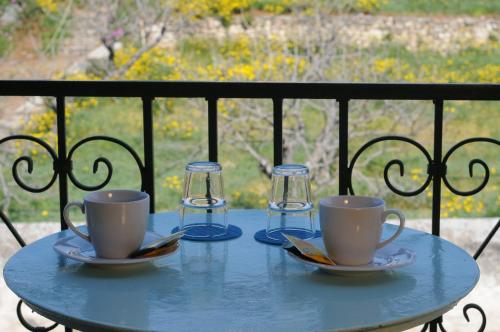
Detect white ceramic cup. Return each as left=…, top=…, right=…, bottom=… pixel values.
left=319, top=195, right=405, bottom=266
left=63, top=190, right=149, bottom=259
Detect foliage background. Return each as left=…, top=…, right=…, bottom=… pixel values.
left=0, top=0, right=498, bottom=222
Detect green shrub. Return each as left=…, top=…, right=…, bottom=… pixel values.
left=0, top=34, right=9, bottom=57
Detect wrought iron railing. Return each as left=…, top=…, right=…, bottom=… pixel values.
left=1, top=80, right=499, bottom=332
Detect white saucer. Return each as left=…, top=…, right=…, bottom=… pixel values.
left=286, top=238, right=416, bottom=273
left=53, top=231, right=179, bottom=265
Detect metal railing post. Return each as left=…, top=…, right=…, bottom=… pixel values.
left=431, top=99, right=444, bottom=236
left=338, top=99, right=349, bottom=195
left=56, top=96, right=68, bottom=231
left=273, top=97, right=283, bottom=166
left=207, top=97, right=218, bottom=162
left=142, top=96, right=155, bottom=212
left=429, top=99, right=444, bottom=332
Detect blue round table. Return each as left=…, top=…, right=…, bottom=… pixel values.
left=3, top=210, right=479, bottom=332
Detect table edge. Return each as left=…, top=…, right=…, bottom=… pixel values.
left=3, top=211, right=481, bottom=332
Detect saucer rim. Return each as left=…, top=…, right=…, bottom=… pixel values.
left=286, top=240, right=416, bottom=272
left=53, top=231, right=180, bottom=265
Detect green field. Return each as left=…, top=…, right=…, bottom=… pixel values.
left=0, top=1, right=499, bottom=222
left=3, top=79, right=498, bottom=222
left=381, top=0, right=500, bottom=15
left=250, top=0, right=500, bottom=15
left=3, top=100, right=498, bottom=222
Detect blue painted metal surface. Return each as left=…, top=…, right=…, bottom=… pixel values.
left=3, top=210, right=479, bottom=332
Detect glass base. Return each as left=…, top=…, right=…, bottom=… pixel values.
left=182, top=197, right=226, bottom=209
left=268, top=201, right=313, bottom=212
left=266, top=227, right=315, bottom=242
left=181, top=223, right=228, bottom=238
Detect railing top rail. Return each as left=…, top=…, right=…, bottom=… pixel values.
left=0, top=80, right=499, bottom=100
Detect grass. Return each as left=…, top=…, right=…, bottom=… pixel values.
left=3, top=97, right=498, bottom=222
left=382, top=0, right=500, bottom=15
left=250, top=0, right=500, bottom=15
left=0, top=15, right=15, bottom=57
left=0, top=34, right=9, bottom=57
left=1, top=43, right=499, bottom=223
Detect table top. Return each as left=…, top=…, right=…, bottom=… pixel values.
left=4, top=210, right=479, bottom=332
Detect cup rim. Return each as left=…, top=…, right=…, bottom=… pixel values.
left=85, top=190, right=149, bottom=204
left=319, top=195, right=384, bottom=209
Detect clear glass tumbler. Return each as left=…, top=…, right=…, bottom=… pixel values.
left=266, top=164, right=315, bottom=241
left=179, top=161, right=228, bottom=238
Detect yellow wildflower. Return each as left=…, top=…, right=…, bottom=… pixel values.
left=163, top=176, right=182, bottom=190
left=36, top=0, right=57, bottom=12
left=373, top=58, right=396, bottom=73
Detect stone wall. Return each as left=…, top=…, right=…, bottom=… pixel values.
left=191, top=14, right=498, bottom=54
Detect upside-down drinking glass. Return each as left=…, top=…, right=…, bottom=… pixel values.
left=179, top=161, right=228, bottom=238
left=266, top=164, right=315, bottom=241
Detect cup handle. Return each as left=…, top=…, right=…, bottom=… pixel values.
left=376, top=209, right=405, bottom=249
left=63, top=201, right=90, bottom=242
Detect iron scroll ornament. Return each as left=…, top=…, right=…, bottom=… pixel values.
left=0, top=136, right=59, bottom=330
left=441, top=137, right=500, bottom=196
left=0, top=135, right=58, bottom=193
left=66, top=135, right=146, bottom=191
left=419, top=304, right=486, bottom=332
left=16, top=300, right=58, bottom=332
left=349, top=136, right=498, bottom=332
left=1, top=134, right=145, bottom=331
left=0, top=135, right=146, bottom=192
left=347, top=135, right=433, bottom=197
